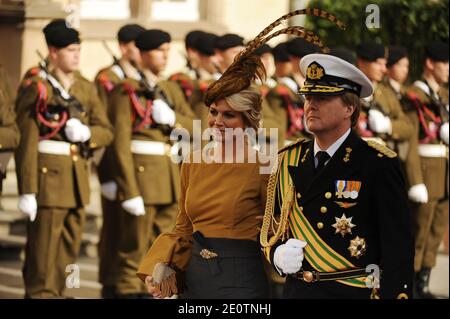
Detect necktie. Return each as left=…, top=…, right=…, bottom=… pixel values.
left=315, top=151, right=330, bottom=173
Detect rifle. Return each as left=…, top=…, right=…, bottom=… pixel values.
left=127, top=61, right=176, bottom=135
left=35, top=50, right=92, bottom=158
left=102, top=40, right=121, bottom=66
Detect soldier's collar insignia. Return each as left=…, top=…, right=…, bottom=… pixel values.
left=335, top=180, right=361, bottom=199
left=306, top=62, right=325, bottom=80
left=348, top=236, right=366, bottom=259
left=343, top=147, right=352, bottom=162
left=332, top=213, right=356, bottom=237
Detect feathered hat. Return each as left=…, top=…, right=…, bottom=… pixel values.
left=204, top=8, right=346, bottom=107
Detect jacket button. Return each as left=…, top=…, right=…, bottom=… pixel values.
left=41, top=167, right=48, bottom=174
left=138, top=166, right=145, bottom=172
left=325, top=192, right=332, bottom=199
left=70, top=144, right=78, bottom=152
left=320, top=206, right=327, bottom=213
left=72, top=155, right=78, bottom=162
left=317, top=222, right=324, bottom=229
left=297, top=193, right=301, bottom=199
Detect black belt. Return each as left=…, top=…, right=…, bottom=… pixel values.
left=192, top=231, right=261, bottom=276
left=291, top=268, right=368, bottom=283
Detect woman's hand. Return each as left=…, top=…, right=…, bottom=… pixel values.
left=145, top=276, right=163, bottom=299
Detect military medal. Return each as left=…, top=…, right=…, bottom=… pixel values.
left=332, top=213, right=355, bottom=237
left=348, top=236, right=366, bottom=259
left=335, top=180, right=361, bottom=199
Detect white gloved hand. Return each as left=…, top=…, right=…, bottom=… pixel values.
left=152, top=99, right=176, bottom=126
left=273, top=238, right=307, bottom=275
left=101, top=181, right=118, bottom=201
left=18, top=194, right=37, bottom=222
left=408, top=184, right=428, bottom=204
left=440, top=122, right=449, bottom=145
left=64, top=118, right=91, bottom=143
left=121, top=196, right=146, bottom=216
left=368, top=109, right=392, bottom=134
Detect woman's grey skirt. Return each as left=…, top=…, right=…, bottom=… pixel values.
left=182, top=232, right=269, bottom=299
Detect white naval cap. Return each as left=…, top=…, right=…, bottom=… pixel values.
left=299, top=53, right=373, bottom=98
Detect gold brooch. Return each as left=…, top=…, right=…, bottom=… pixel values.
left=332, top=213, right=355, bottom=237
left=200, top=249, right=218, bottom=260
left=348, top=236, right=366, bottom=259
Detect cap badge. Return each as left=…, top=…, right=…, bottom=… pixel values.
left=306, top=62, right=325, bottom=80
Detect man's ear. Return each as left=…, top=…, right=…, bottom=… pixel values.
left=345, top=104, right=355, bottom=120
left=425, top=58, right=434, bottom=71
left=48, top=46, right=58, bottom=60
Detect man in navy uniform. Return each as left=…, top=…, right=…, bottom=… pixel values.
left=260, top=53, right=414, bottom=299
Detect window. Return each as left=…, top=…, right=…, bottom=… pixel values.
left=151, top=0, right=199, bottom=22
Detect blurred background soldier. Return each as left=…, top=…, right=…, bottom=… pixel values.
left=0, top=64, right=20, bottom=200
left=379, top=46, right=413, bottom=179
left=15, top=21, right=113, bottom=298
left=286, top=38, right=321, bottom=91
left=404, top=42, right=449, bottom=299
left=169, top=31, right=218, bottom=134
left=253, top=44, right=282, bottom=150
left=94, top=23, right=145, bottom=298
left=213, top=33, right=245, bottom=78
left=329, top=46, right=356, bottom=65
left=266, top=40, right=319, bottom=146
left=356, top=42, right=413, bottom=159
left=107, top=29, right=196, bottom=298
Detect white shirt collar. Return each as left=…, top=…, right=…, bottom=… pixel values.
left=314, top=128, right=351, bottom=160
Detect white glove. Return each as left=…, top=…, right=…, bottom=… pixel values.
left=273, top=238, right=307, bottom=275
left=152, top=99, right=176, bottom=126
left=408, top=184, right=428, bottom=204
left=121, top=196, right=146, bottom=216
left=368, top=109, right=392, bottom=134
left=101, top=181, right=118, bottom=201
left=64, top=118, right=91, bottom=143
left=440, top=122, right=449, bottom=145
left=18, top=194, right=37, bottom=222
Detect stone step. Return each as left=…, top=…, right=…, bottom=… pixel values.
left=0, top=231, right=99, bottom=261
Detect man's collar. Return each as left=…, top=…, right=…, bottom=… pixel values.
left=313, top=128, right=351, bottom=158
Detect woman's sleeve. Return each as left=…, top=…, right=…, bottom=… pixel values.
left=136, top=160, right=194, bottom=282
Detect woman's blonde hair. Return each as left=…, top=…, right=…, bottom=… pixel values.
left=223, top=84, right=262, bottom=130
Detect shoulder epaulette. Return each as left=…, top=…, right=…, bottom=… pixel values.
left=366, top=140, right=397, bottom=158
left=278, top=138, right=307, bottom=154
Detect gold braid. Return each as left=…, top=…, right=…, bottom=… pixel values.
left=260, top=151, right=295, bottom=247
